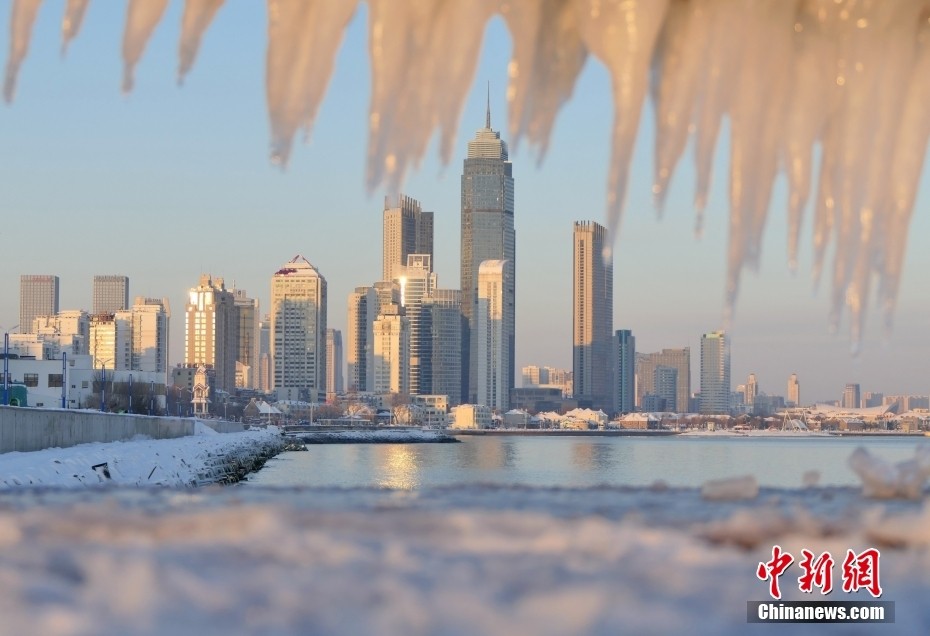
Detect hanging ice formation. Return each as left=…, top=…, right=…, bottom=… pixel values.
left=5, top=0, right=930, bottom=352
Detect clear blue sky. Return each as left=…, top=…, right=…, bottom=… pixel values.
left=2, top=1, right=928, bottom=403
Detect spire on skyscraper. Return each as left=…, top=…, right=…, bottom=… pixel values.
left=486, top=80, right=491, bottom=129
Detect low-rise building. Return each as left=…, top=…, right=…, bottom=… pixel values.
left=449, top=404, right=492, bottom=429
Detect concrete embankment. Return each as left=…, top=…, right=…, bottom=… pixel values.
left=0, top=405, right=244, bottom=454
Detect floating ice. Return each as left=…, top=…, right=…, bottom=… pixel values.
left=848, top=446, right=930, bottom=500
left=700, top=475, right=758, bottom=501
left=4, top=1, right=930, bottom=347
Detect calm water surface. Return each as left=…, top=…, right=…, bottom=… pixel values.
left=246, top=435, right=929, bottom=489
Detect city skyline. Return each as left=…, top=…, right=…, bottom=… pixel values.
left=2, top=3, right=928, bottom=402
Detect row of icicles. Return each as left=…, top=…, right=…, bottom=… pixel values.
left=6, top=0, right=930, bottom=352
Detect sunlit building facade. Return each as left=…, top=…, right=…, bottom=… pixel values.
left=92, top=275, right=129, bottom=314
left=700, top=331, right=730, bottom=414
left=20, top=275, right=59, bottom=334
left=271, top=255, right=327, bottom=401
left=573, top=220, right=613, bottom=410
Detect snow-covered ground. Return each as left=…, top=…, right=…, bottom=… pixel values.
left=0, top=424, right=283, bottom=488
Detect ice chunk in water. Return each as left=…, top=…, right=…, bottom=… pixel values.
left=700, top=475, right=758, bottom=501
left=848, top=446, right=930, bottom=500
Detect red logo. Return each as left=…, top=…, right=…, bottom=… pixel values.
left=757, top=546, right=882, bottom=599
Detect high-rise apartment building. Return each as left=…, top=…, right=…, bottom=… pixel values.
left=383, top=194, right=433, bottom=282
left=746, top=373, right=758, bottom=409
left=89, top=312, right=132, bottom=370
left=476, top=260, right=510, bottom=411
left=787, top=373, right=800, bottom=407
left=326, top=328, right=343, bottom=395
left=654, top=366, right=678, bottom=412
left=573, top=221, right=613, bottom=410
left=93, top=275, right=129, bottom=314
left=232, top=289, right=260, bottom=389
left=346, top=286, right=378, bottom=392
left=395, top=254, right=437, bottom=396
left=20, top=275, right=59, bottom=333
left=611, top=329, right=635, bottom=414
left=461, top=100, right=515, bottom=403
left=33, top=310, right=90, bottom=355
left=842, top=383, right=861, bottom=410
left=271, top=256, right=327, bottom=401
left=258, top=314, right=272, bottom=392
left=185, top=275, right=239, bottom=393
left=372, top=304, right=408, bottom=395
left=421, top=288, right=463, bottom=405
left=130, top=297, right=170, bottom=375
left=700, top=331, right=730, bottom=414
left=636, top=348, right=691, bottom=412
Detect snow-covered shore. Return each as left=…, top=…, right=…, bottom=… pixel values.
left=0, top=425, right=284, bottom=488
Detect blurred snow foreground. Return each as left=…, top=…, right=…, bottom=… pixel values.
left=0, top=484, right=930, bottom=634
left=1, top=442, right=930, bottom=633
left=6, top=0, right=930, bottom=348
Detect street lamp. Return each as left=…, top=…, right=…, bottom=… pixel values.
left=2, top=324, right=20, bottom=406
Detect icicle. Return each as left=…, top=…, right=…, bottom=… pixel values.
left=61, top=0, right=89, bottom=56
left=178, top=0, right=225, bottom=84
left=4, top=0, right=43, bottom=103
left=365, top=0, right=495, bottom=192
left=574, top=0, right=669, bottom=259
left=121, top=0, right=169, bottom=94
left=503, top=0, right=586, bottom=161
left=265, top=0, right=358, bottom=167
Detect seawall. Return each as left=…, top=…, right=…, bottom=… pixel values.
left=0, top=405, right=244, bottom=453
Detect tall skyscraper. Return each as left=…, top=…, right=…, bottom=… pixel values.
left=372, top=303, right=408, bottom=395
left=93, top=275, right=129, bottom=314
left=346, top=286, right=378, bottom=392
left=700, top=331, right=731, bottom=414
left=611, top=329, right=635, bottom=414
left=258, top=314, right=272, bottom=392
left=636, top=348, right=691, bottom=412
left=787, top=373, right=800, bottom=407
left=326, top=328, right=344, bottom=395
left=20, top=275, right=59, bottom=333
left=573, top=221, right=613, bottom=410
left=382, top=194, right=433, bottom=282
left=421, top=288, right=463, bottom=405
left=232, top=289, right=260, bottom=389
left=461, top=97, right=515, bottom=403
left=654, top=366, right=678, bottom=412
left=185, top=275, right=239, bottom=393
left=476, top=260, right=510, bottom=411
left=842, top=383, right=861, bottom=409
left=271, top=255, right=327, bottom=401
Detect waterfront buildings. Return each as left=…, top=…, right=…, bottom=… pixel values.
left=573, top=221, right=613, bottom=411
left=461, top=100, right=515, bottom=403
left=184, top=275, right=239, bottom=393
left=92, top=275, right=129, bottom=314
left=233, top=289, right=260, bottom=389
left=787, top=373, right=800, bottom=407
left=476, top=260, right=510, bottom=411
left=636, top=348, right=691, bottom=412
left=346, top=286, right=378, bottom=392
left=382, top=194, right=433, bottom=282
left=326, top=328, right=343, bottom=396
left=372, top=303, right=408, bottom=395
left=842, top=383, right=861, bottom=410
left=20, top=275, right=59, bottom=333
left=421, top=289, right=463, bottom=406
left=395, top=254, right=437, bottom=396
left=611, top=329, right=635, bottom=414
left=699, top=331, right=730, bottom=414
left=271, top=255, right=327, bottom=401
left=746, top=373, right=758, bottom=410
